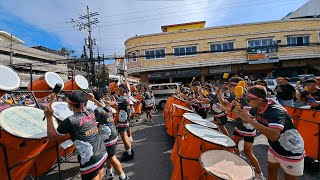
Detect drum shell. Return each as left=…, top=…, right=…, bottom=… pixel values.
left=167, top=105, right=192, bottom=137
left=28, top=76, right=52, bottom=98
left=171, top=115, right=217, bottom=164
left=283, top=106, right=302, bottom=118
left=64, top=80, right=80, bottom=94
left=171, top=128, right=236, bottom=180
left=0, top=91, right=5, bottom=98
left=163, top=96, right=175, bottom=120
left=0, top=131, right=48, bottom=180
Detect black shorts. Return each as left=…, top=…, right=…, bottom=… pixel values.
left=233, top=130, right=255, bottom=143
left=117, top=126, right=128, bottom=133
left=214, top=115, right=227, bottom=125
left=196, top=108, right=208, bottom=119
left=106, top=144, right=117, bottom=159
left=81, top=163, right=104, bottom=180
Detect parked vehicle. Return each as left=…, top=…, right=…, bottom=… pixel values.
left=148, top=83, right=180, bottom=109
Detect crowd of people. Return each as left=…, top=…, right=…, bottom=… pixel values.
left=170, top=74, right=319, bottom=180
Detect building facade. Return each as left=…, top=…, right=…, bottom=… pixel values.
left=125, top=19, right=320, bottom=84
left=0, top=31, right=68, bottom=88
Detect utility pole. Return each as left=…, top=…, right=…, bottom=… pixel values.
left=68, top=5, right=99, bottom=86
left=9, top=34, right=13, bottom=67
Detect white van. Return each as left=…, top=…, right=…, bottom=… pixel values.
left=148, top=83, right=180, bottom=108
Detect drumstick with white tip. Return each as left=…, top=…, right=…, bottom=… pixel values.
left=43, top=83, right=63, bottom=121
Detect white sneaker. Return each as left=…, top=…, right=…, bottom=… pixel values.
left=103, top=173, right=114, bottom=180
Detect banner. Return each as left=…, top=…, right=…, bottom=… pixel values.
left=247, top=45, right=279, bottom=64
left=209, top=65, right=231, bottom=74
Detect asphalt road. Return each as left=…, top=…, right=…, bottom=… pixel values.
left=35, top=110, right=319, bottom=180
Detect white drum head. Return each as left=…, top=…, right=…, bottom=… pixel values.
left=86, top=100, right=97, bottom=111
left=183, top=113, right=217, bottom=129
left=200, top=150, right=254, bottom=180
left=0, top=106, right=58, bottom=139
left=45, top=72, right=64, bottom=89
left=75, top=75, right=89, bottom=89
left=0, top=65, right=20, bottom=91
left=173, top=104, right=193, bottom=112
left=52, top=102, right=74, bottom=121
left=185, top=124, right=236, bottom=147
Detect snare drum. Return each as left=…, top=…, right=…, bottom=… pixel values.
left=171, top=124, right=236, bottom=180
left=171, top=113, right=217, bottom=164
left=64, top=75, right=89, bottom=93
left=200, top=150, right=254, bottom=180
left=0, top=65, right=20, bottom=97
left=28, top=72, right=64, bottom=98
left=167, top=104, right=193, bottom=137
left=0, top=106, right=56, bottom=180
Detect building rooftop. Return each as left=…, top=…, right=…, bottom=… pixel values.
left=0, top=31, right=24, bottom=44
left=161, top=21, right=206, bottom=32
left=283, top=0, right=320, bottom=20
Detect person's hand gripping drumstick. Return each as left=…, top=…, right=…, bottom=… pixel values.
left=43, top=83, right=63, bottom=121
left=234, top=85, right=244, bottom=109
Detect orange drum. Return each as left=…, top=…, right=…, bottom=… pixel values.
left=167, top=104, right=193, bottom=137
left=300, top=108, right=320, bottom=123
left=28, top=72, right=64, bottom=98
left=173, top=96, right=189, bottom=108
left=0, top=65, right=20, bottom=98
left=171, top=124, right=236, bottom=180
left=200, top=150, right=254, bottom=180
left=0, top=106, right=51, bottom=180
left=64, top=75, right=89, bottom=94
left=283, top=106, right=302, bottom=118
left=163, top=96, right=175, bottom=120
left=171, top=113, right=218, bottom=165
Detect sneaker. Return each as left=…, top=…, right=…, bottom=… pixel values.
left=119, top=175, right=129, bottom=180
left=103, top=173, right=114, bottom=180
left=120, top=150, right=134, bottom=162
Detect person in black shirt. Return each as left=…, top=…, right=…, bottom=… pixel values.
left=89, top=91, right=129, bottom=180
left=275, top=77, right=295, bottom=107
left=300, top=79, right=320, bottom=110
left=45, top=91, right=107, bottom=180
left=235, top=85, right=305, bottom=179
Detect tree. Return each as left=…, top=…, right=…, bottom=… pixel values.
left=97, top=69, right=110, bottom=89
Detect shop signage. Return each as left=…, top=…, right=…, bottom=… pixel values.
left=170, top=69, right=201, bottom=78
left=247, top=45, right=279, bottom=64
left=209, top=65, right=231, bottom=74
left=148, top=72, right=165, bottom=78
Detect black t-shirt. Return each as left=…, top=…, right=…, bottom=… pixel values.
left=249, top=100, right=304, bottom=159
left=227, top=93, right=256, bottom=136
left=56, top=109, right=107, bottom=172
left=301, top=89, right=320, bottom=110
left=117, top=95, right=130, bottom=126
left=94, top=106, right=118, bottom=146
left=277, top=84, right=295, bottom=100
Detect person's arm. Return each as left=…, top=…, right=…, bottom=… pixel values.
left=44, top=107, right=57, bottom=141
left=235, top=108, right=281, bottom=142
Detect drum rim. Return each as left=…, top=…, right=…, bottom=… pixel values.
left=172, top=103, right=193, bottom=112
left=0, top=106, right=58, bottom=139
left=0, top=65, right=21, bottom=91
left=45, top=72, right=65, bottom=89
left=184, top=118, right=218, bottom=130
left=199, top=150, right=255, bottom=180
left=75, top=75, right=89, bottom=89
left=185, top=124, right=237, bottom=148
left=51, top=101, right=74, bottom=121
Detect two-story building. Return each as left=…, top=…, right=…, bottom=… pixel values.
left=125, top=1, right=320, bottom=84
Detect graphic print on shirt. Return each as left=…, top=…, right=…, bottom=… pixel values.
left=278, top=129, right=304, bottom=154
left=119, top=109, right=128, bottom=122
left=74, top=140, right=94, bottom=165
left=100, top=124, right=112, bottom=141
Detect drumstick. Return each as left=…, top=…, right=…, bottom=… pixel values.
left=43, top=83, right=62, bottom=121
left=235, top=86, right=244, bottom=108
left=217, top=73, right=230, bottom=92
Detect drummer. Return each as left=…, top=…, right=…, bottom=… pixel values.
left=45, top=91, right=107, bottom=180
left=190, top=81, right=209, bottom=119
left=89, top=91, right=129, bottom=180
left=235, top=85, right=305, bottom=179
left=216, top=77, right=264, bottom=180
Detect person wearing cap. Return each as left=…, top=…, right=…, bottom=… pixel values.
left=216, top=77, right=263, bottom=179
left=235, top=85, right=305, bottom=179
left=300, top=79, right=320, bottom=110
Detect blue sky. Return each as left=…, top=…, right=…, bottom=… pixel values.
left=0, top=0, right=308, bottom=59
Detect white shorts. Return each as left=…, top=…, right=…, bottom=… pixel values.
left=267, top=149, right=304, bottom=176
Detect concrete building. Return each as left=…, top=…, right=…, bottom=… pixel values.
left=0, top=31, right=68, bottom=88
left=125, top=7, right=320, bottom=84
